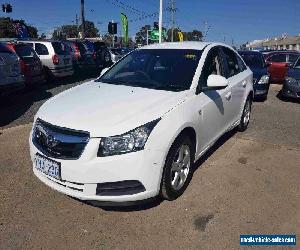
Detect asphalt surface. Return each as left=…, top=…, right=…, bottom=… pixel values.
left=0, top=82, right=299, bottom=249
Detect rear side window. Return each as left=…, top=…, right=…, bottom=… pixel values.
left=35, top=43, right=49, bottom=55
left=0, top=43, right=13, bottom=53
left=237, top=55, right=247, bottom=71
left=222, top=47, right=240, bottom=77
left=270, top=54, right=286, bottom=62
left=51, top=42, right=66, bottom=55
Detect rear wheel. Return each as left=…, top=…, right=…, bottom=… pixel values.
left=160, top=135, right=194, bottom=200
left=238, top=97, right=252, bottom=132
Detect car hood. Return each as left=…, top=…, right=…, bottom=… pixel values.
left=36, top=81, right=188, bottom=137
left=250, top=67, right=268, bottom=80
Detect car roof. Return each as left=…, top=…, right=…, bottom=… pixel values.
left=140, top=41, right=213, bottom=50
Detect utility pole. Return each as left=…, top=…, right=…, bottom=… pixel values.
left=80, top=0, right=85, bottom=39
left=168, top=0, right=176, bottom=42
left=158, top=0, right=163, bottom=43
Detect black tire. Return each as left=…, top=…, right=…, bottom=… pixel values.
left=238, top=97, right=252, bottom=132
left=44, top=67, right=55, bottom=83
left=160, top=135, right=195, bottom=200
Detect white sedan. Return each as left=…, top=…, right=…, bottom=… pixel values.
left=29, top=42, right=253, bottom=204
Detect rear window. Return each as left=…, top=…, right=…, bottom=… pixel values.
left=239, top=53, right=265, bottom=68
left=51, top=42, right=66, bottom=55
left=15, top=45, right=36, bottom=58
left=0, top=43, right=14, bottom=53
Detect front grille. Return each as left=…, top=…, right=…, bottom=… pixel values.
left=33, top=119, right=90, bottom=160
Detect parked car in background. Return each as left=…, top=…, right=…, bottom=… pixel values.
left=239, top=50, right=270, bottom=100
left=88, top=41, right=112, bottom=68
left=7, top=42, right=45, bottom=87
left=281, top=56, right=300, bottom=100
left=0, top=42, right=24, bottom=95
left=29, top=42, right=253, bottom=203
left=109, top=47, right=133, bottom=64
left=263, top=51, right=300, bottom=83
left=19, top=40, right=73, bottom=81
left=64, top=40, right=96, bottom=71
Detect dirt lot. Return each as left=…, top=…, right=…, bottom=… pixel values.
left=0, top=85, right=299, bottom=250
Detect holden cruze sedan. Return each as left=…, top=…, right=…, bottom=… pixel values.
left=29, top=42, right=253, bottom=204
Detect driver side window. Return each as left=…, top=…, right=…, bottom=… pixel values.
left=199, top=47, right=223, bottom=88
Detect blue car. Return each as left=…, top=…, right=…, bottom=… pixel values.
left=239, top=51, right=270, bottom=100
left=282, top=56, right=300, bottom=100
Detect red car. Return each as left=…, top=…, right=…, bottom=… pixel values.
left=264, top=51, right=300, bottom=83
left=6, top=42, right=45, bottom=87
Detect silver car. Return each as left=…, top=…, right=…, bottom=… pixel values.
left=19, top=40, right=73, bottom=80
left=0, top=42, right=25, bottom=95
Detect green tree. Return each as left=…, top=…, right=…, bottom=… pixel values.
left=79, top=21, right=99, bottom=38
left=0, top=17, right=38, bottom=38
left=52, top=25, right=78, bottom=40
left=135, top=25, right=151, bottom=45
left=184, top=30, right=203, bottom=41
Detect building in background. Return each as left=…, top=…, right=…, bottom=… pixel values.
left=246, top=35, right=300, bottom=51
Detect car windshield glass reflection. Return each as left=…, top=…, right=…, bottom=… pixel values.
left=98, top=49, right=202, bottom=91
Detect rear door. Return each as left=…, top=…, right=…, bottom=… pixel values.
left=267, top=53, right=287, bottom=81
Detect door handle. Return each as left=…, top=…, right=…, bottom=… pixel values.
left=242, top=80, right=247, bottom=87
left=225, top=91, right=232, bottom=100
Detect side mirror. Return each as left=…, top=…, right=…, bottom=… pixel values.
left=285, top=62, right=293, bottom=68
left=206, top=74, right=229, bottom=89
left=266, top=61, right=272, bottom=67
left=100, top=67, right=109, bottom=77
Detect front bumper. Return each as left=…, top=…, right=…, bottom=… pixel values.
left=51, top=66, right=74, bottom=77
left=282, top=85, right=300, bottom=99
left=253, top=84, right=269, bottom=96
left=29, top=134, right=164, bottom=202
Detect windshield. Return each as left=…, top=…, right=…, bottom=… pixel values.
left=98, top=49, right=202, bottom=91
left=240, top=53, right=265, bottom=68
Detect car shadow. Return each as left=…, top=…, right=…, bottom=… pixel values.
left=73, top=196, right=163, bottom=212
left=192, top=128, right=237, bottom=173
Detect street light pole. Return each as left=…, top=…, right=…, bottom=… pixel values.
left=158, top=0, right=163, bottom=43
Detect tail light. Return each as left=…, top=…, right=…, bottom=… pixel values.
left=74, top=44, right=81, bottom=59
left=93, top=52, right=97, bottom=60
left=52, top=54, right=59, bottom=65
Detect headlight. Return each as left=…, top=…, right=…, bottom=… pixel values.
left=97, top=119, right=161, bottom=157
left=285, top=77, right=298, bottom=86
left=257, top=75, right=269, bottom=85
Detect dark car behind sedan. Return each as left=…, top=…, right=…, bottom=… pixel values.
left=282, top=56, right=300, bottom=100
left=7, top=43, right=45, bottom=87
left=239, top=50, right=270, bottom=100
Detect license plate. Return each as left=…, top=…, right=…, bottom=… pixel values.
left=34, top=153, right=61, bottom=180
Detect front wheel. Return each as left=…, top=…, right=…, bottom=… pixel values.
left=160, top=135, right=194, bottom=200
left=238, top=97, right=252, bottom=132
